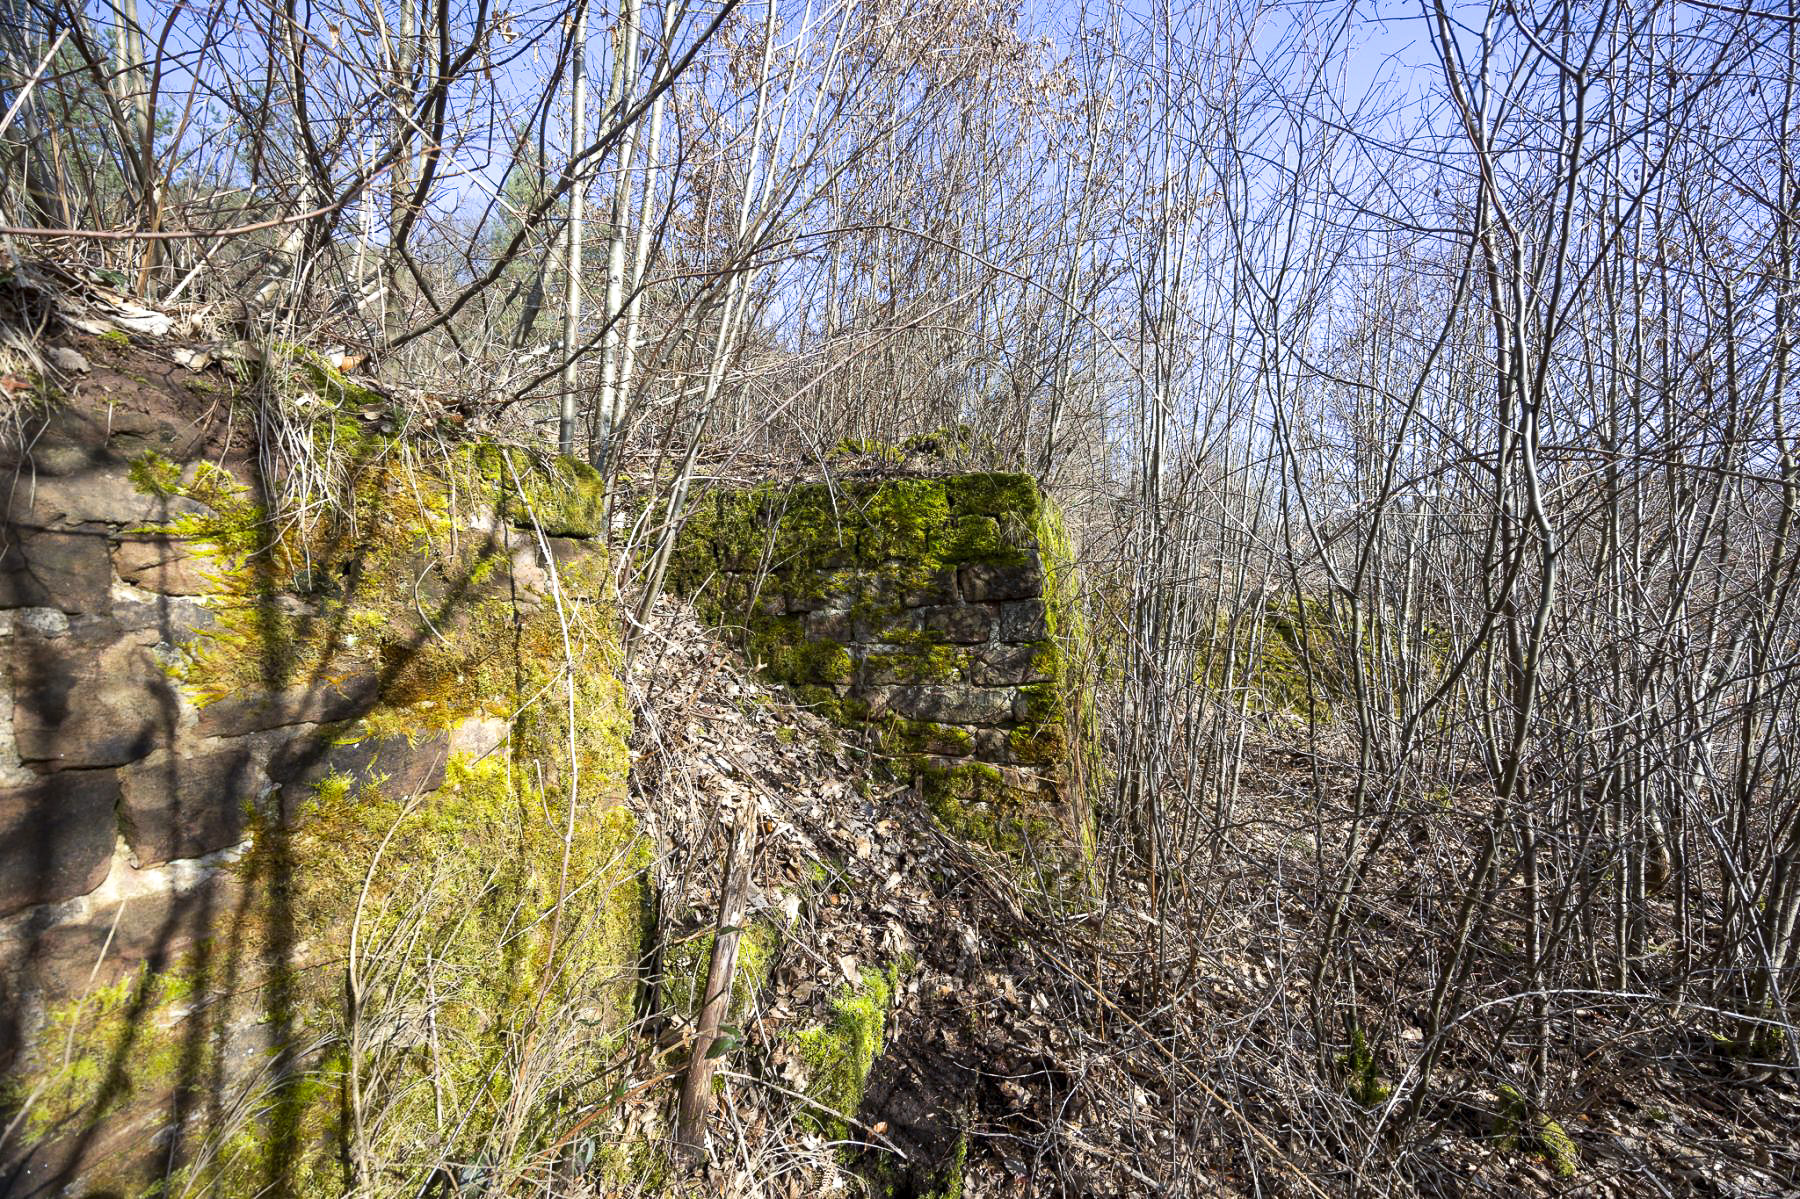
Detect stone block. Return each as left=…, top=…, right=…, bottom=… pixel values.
left=20, top=869, right=241, bottom=1003
left=959, top=554, right=1042, bottom=603
left=112, top=533, right=217, bottom=595
left=0, top=525, right=113, bottom=613
left=108, top=590, right=217, bottom=644
left=912, top=604, right=992, bottom=645
left=0, top=772, right=119, bottom=917
left=9, top=622, right=176, bottom=768
left=6, top=464, right=204, bottom=530
left=119, top=745, right=258, bottom=866
left=974, top=728, right=1011, bottom=761
left=0, top=405, right=110, bottom=477
left=804, top=608, right=854, bottom=641
left=270, top=728, right=450, bottom=815
left=891, top=685, right=1016, bottom=726
left=449, top=715, right=509, bottom=762
left=195, top=670, right=378, bottom=737
left=898, top=569, right=958, bottom=607
left=971, top=643, right=1050, bottom=686
left=997, top=598, right=1047, bottom=641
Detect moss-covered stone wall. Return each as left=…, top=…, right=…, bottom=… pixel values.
left=667, top=473, right=1089, bottom=859
left=1, top=342, right=643, bottom=1196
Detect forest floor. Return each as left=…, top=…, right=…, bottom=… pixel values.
left=626, top=601, right=1800, bottom=1198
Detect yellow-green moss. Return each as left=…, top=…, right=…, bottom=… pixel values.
left=661, top=919, right=780, bottom=1023
left=670, top=473, right=1093, bottom=874
left=1495, top=1084, right=1579, bottom=1179
left=27, top=419, right=645, bottom=1196
left=791, top=959, right=912, bottom=1141
left=1339, top=1024, right=1391, bottom=1107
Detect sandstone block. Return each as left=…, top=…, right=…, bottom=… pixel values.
left=108, top=590, right=217, bottom=644
left=804, top=608, right=854, bottom=641
left=195, top=670, right=378, bottom=737
left=449, top=715, right=510, bottom=762
left=10, top=623, right=176, bottom=768
left=891, top=685, right=1015, bottom=726
left=0, top=772, right=119, bottom=916
left=6, top=464, right=204, bottom=530
left=0, top=406, right=110, bottom=477
left=119, top=745, right=257, bottom=866
left=270, top=728, right=450, bottom=815
left=971, top=643, right=1049, bottom=686
left=112, top=533, right=217, bottom=595
left=974, top=728, right=1011, bottom=761
left=911, top=604, right=992, bottom=645
left=959, top=554, right=1042, bottom=603
left=20, top=869, right=240, bottom=1003
left=0, top=525, right=113, bottom=613
left=997, top=598, right=1047, bottom=641
left=898, top=568, right=958, bottom=607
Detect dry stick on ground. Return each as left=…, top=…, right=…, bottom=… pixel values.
left=674, top=799, right=758, bottom=1156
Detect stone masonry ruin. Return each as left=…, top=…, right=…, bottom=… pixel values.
left=667, top=472, right=1089, bottom=859
left=1, top=339, right=643, bottom=1195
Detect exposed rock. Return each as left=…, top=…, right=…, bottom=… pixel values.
left=19, top=867, right=241, bottom=1001
left=898, top=568, right=958, bottom=607
left=910, top=603, right=992, bottom=644
left=0, top=772, right=119, bottom=917
left=111, top=533, right=216, bottom=595
left=970, top=642, right=1050, bottom=686
left=0, top=406, right=110, bottom=477
left=269, top=728, right=451, bottom=813
left=997, top=598, right=1047, bottom=641
left=119, top=745, right=258, bottom=866
left=6, top=465, right=203, bottom=530
left=891, top=685, right=1016, bottom=726
left=195, top=670, right=378, bottom=737
left=960, top=554, right=1042, bottom=602
left=45, top=346, right=90, bottom=375
left=9, top=623, right=176, bottom=768
left=805, top=608, right=854, bottom=641
left=448, top=715, right=510, bottom=762
left=0, top=526, right=113, bottom=613
left=107, top=588, right=216, bottom=643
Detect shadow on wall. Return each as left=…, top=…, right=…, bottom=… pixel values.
left=0, top=340, right=640, bottom=1198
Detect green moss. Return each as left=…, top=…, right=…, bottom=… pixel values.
left=469, top=444, right=607, bottom=538
left=921, top=1130, right=968, bottom=1199
left=830, top=437, right=905, bottom=464
left=662, top=920, right=780, bottom=1023
left=877, top=717, right=974, bottom=757
left=1338, top=1025, right=1391, bottom=1107
left=16, top=417, right=644, bottom=1194
left=669, top=473, right=1095, bottom=874
left=128, top=449, right=183, bottom=496
left=98, top=329, right=132, bottom=348
left=1007, top=724, right=1066, bottom=765
left=1496, top=1085, right=1579, bottom=1178
left=943, top=472, right=1039, bottom=519
left=858, top=479, right=950, bottom=560
left=791, top=959, right=912, bottom=1141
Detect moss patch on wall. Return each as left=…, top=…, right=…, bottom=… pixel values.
left=668, top=473, right=1088, bottom=862
left=6, top=393, right=644, bottom=1195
